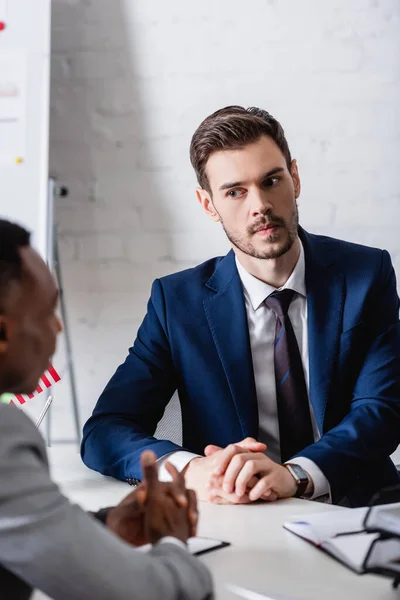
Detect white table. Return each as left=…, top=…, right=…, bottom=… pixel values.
left=33, top=447, right=399, bottom=600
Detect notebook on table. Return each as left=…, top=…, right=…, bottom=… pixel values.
left=364, top=501, right=400, bottom=538
left=283, top=507, right=400, bottom=576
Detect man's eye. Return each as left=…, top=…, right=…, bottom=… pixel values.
left=227, top=189, right=243, bottom=198
left=264, top=177, right=279, bottom=187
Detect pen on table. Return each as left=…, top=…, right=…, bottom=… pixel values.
left=35, top=395, right=53, bottom=428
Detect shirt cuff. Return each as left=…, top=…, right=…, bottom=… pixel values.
left=158, top=536, right=187, bottom=550
left=157, top=451, right=201, bottom=482
left=288, top=456, right=331, bottom=501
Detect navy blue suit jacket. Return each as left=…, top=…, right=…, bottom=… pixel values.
left=81, top=229, right=400, bottom=506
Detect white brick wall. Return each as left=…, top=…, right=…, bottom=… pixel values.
left=47, top=0, right=400, bottom=439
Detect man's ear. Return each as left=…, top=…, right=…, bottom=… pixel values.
left=290, top=159, right=301, bottom=199
left=196, top=188, right=221, bottom=223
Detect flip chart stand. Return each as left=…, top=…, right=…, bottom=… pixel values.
left=45, top=178, right=81, bottom=446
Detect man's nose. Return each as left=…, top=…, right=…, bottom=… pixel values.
left=249, top=189, right=273, bottom=217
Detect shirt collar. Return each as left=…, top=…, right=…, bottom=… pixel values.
left=235, top=240, right=306, bottom=311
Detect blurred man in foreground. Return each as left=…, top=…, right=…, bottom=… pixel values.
left=0, top=219, right=212, bottom=600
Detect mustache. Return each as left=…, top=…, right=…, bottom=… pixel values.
left=247, top=213, right=286, bottom=235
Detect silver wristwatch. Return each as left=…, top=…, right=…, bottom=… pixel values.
left=285, top=463, right=310, bottom=498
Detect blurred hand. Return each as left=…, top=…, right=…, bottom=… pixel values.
left=142, top=450, right=197, bottom=544
left=183, top=437, right=267, bottom=504
left=105, top=485, right=148, bottom=546
left=106, top=451, right=198, bottom=545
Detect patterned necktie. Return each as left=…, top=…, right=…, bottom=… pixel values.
left=265, top=289, right=314, bottom=463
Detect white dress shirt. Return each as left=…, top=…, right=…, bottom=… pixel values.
left=159, top=242, right=330, bottom=500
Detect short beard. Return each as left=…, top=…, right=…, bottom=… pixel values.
left=221, top=204, right=299, bottom=260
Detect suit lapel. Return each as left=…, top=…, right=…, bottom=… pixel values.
left=301, top=230, right=345, bottom=432
left=203, top=233, right=345, bottom=439
left=203, top=251, right=259, bottom=439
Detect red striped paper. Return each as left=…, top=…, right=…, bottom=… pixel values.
left=9, top=364, right=61, bottom=406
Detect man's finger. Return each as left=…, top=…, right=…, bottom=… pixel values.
left=234, top=458, right=264, bottom=497
left=204, top=444, right=223, bottom=456
left=245, top=475, right=260, bottom=491
left=135, top=486, right=148, bottom=506
left=208, top=489, right=252, bottom=505
left=237, top=438, right=267, bottom=452
left=187, top=489, right=198, bottom=537
left=165, top=485, right=188, bottom=508
left=260, top=489, right=278, bottom=502
left=206, top=439, right=266, bottom=458
left=266, top=492, right=278, bottom=502
left=207, top=489, right=236, bottom=505
left=164, top=462, right=188, bottom=507
left=206, top=473, right=223, bottom=491
left=208, top=495, right=233, bottom=505
left=213, top=444, right=247, bottom=476
left=141, top=450, right=159, bottom=490
left=222, top=452, right=255, bottom=494
left=118, top=482, right=147, bottom=508
left=208, top=472, right=258, bottom=495
left=165, top=461, right=185, bottom=486
left=248, top=476, right=275, bottom=502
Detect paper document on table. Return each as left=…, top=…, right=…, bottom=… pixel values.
left=284, top=507, right=368, bottom=544
left=137, top=536, right=229, bottom=556
left=188, top=536, right=230, bottom=555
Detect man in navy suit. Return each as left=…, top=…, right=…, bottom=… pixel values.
left=82, top=105, right=400, bottom=507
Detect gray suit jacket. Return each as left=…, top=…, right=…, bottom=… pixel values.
left=0, top=404, right=213, bottom=600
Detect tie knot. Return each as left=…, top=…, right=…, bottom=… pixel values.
left=265, top=289, right=295, bottom=317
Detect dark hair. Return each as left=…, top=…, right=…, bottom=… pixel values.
left=190, top=105, right=292, bottom=193
left=0, top=219, right=31, bottom=311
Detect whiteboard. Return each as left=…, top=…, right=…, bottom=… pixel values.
left=0, top=0, right=51, bottom=258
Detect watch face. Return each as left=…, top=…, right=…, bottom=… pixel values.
left=286, top=464, right=309, bottom=498
left=288, top=464, right=308, bottom=483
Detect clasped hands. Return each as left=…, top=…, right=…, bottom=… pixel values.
left=104, top=439, right=312, bottom=548
left=106, top=450, right=197, bottom=546
left=184, top=437, right=309, bottom=504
